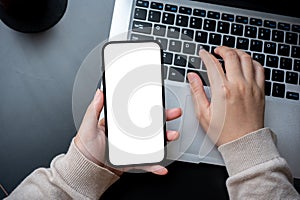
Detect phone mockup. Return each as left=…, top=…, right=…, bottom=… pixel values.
left=102, top=40, right=166, bottom=167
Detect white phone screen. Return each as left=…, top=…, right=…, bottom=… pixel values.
left=102, top=41, right=166, bottom=166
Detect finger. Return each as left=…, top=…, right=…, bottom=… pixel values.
left=93, top=89, right=104, bottom=119
left=122, top=165, right=168, bottom=175
left=187, top=72, right=210, bottom=121
left=235, top=49, right=254, bottom=82
left=166, top=130, right=179, bottom=141
left=253, top=60, right=265, bottom=91
left=99, top=118, right=105, bottom=126
left=199, top=48, right=226, bottom=89
left=141, top=165, right=169, bottom=175
left=151, top=165, right=168, bottom=175
left=80, top=89, right=104, bottom=128
left=214, top=46, right=244, bottom=82
left=166, top=108, right=182, bottom=121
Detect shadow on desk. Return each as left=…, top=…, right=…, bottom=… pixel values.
left=101, top=161, right=230, bottom=200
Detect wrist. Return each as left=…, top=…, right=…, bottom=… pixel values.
left=74, top=135, right=123, bottom=176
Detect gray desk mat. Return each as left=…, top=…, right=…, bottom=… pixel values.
left=0, top=0, right=115, bottom=195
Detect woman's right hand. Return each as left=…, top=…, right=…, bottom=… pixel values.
left=188, top=46, right=265, bottom=146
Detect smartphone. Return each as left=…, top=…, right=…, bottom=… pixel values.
left=102, top=40, right=166, bottom=167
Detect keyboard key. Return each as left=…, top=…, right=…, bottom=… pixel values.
left=264, top=67, right=271, bottom=80
left=272, top=69, right=284, bottom=82
left=131, top=33, right=154, bottom=41
left=174, top=54, right=187, bottom=67
left=236, top=15, right=248, bottom=24
left=265, top=81, right=271, bottom=96
left=162, top=12, right=175, bottom=24
left=188, top=56, right=201, bottom=69
left=132, top=21, right=152, bottom=34
left=210, top=46, right=222, bottom=59
left=197, top=44, right=210, bottom=53
left=195, top=31, right=208, bottom=43
left=153, top=24, right=166, bottom=36
left=169, top=40, right=182, bottom=52
left=264, top=42, right=276, bottom=54
left=231, top=23, right=243, bottom=36
left=278, top=22, right=290, bottom=31
left=168, top=67, right=185, bottom=82
left=183, top=42, right=196, bottom=55
left=266, top=55, right=279, bottom=68
left=278, top=44, right=290, bottom=57
left=250, top=18, right=262, bottom=26
left=151, top=2, right=163, bottom=10
left=179, top=6, right=192, bottom=15
left=167, top=26, right=180, bottom=38
left=272, top=83, right=285, bottom=98
left=222, top=35, right=235, bottom=48
left=264, top=20, right=276, bottom=28
left=258, top=28, right=271, bottom=40
left=187, top=70, right=210, bottom=86
left=236, top=37, right=249, bottom=50
left=244, top=26, right=257, bottom=38
left=193, top=9, right=206, bottom=17
left=162, top=52, right=173, bottom=64
left=285, top=32, right=298, bottom=45
left=156, top=37, right=168, bottom=50
left=190, top=17, right=202, bottom=29
left=280, top=57, right=292, bottom=70
left=286, top=71, right=298, bottom=84
left=165, top=4, right=178, bottom=12
left=250, top=39, right=263, bottom=52
left=136, top=0, right=149, bottom=8
left=203, top=19, right=216, bottom=31
left=294, top=59, right=300, bottom=72
left=217, top=21, right=230, bottom=33
left=209, top=33, right=222, bottom=45
left=181, top=29, right=194, bottom=41
left=222, top=13, right=234, bottom=22
left=253, top=53, right=265, bottom=65
left=134, top=8, right=147, bottom=20
left=148, top=10, right=161, bottom=22
left=176, top=15, right=189, bottom=27
left=291, top=46, right=300, bottom=58
left=292, top=24, right=300, bottom=33
left=286, top=91, right=299, bottom=100
left=207, top=11, right=220, bottom=19
left=272, top=30, right=284, bottom=42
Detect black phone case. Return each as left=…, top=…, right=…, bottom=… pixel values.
left=101, top=40, right=167, bottom=169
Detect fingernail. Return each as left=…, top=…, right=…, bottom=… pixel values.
left=198, top=45, right=205, bottom=54
left=169, top=131, right=179, bottom=141
left=154, top=167, right=168, bottom=175
left=93, top=89, right=101, bottom=103
left=187, top=72, right=197, bottom=83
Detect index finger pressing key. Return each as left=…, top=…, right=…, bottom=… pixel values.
left=198, top=48, right=226, bottom=89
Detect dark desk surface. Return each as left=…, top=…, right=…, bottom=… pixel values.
left=0, top=0, right=298, bottom=199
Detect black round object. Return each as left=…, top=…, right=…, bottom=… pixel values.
left=0, top=0, right=68, bottom=33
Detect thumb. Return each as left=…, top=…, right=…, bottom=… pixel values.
left=188, top=72, right=210, bottom=112
left=82, top=89, right=104, bottom=127
left=93, top=89, right=104, bottom=120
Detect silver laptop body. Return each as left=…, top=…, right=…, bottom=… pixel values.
left=108, top=0, right=300, bottom=178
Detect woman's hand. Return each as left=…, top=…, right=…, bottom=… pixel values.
left=188, top=46, right=265, bottom=146
left=74, top=89, right=182, bottom=176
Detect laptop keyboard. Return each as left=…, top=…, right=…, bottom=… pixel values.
left=129, top=0, right=300, bottom=101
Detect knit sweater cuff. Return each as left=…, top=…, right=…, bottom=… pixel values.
left=53, top=138, right=120, bottom=199
left=218, top=128, right=280, bottom=177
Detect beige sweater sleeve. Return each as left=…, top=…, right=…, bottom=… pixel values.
left=4, top=138, right=120, bottom=200
left=218, top=128, right=300, bottom=200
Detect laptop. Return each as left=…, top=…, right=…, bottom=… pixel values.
left=107, top=0, right=300, bottom=179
